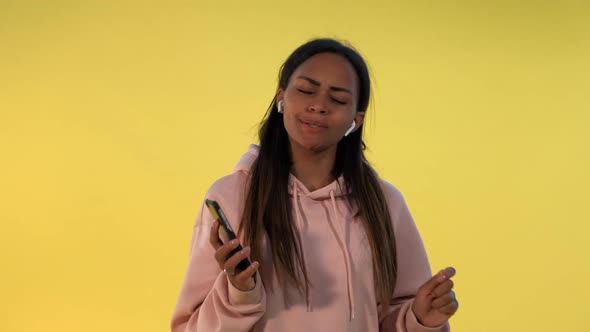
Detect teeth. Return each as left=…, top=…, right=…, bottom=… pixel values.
left=304, top=121, right=320, bottom=128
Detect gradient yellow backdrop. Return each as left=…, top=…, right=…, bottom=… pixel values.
left=1, top=1, right=589, bottom=331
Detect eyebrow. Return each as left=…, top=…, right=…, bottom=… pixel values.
left=296, top=75, right=352, bottom=95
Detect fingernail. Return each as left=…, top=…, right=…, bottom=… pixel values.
left=230, top=239, right=238, bottom=245
left=446, top=267, right=456, bottom=277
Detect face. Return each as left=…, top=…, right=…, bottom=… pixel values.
left=277, top=53, right=365, bottom=153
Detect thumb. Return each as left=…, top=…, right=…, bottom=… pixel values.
left=418, top=267, right=456, bottom=297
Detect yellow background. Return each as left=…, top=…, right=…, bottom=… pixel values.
left=1, top=1, right=589, bottom=331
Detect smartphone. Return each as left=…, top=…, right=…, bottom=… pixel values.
left=205, top=199, right=252, bottom=273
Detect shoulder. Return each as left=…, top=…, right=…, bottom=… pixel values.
left=206, top=171, right=249, bottom=200
left=379, top=178, right=406, bottom=205
left=201, top=170, right=249, bottom=229
left=378, top=178, right=411, bottom=220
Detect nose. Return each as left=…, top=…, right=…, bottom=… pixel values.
left=308, top=103, right=327, bottom=114
left=307, top=92, right=329, bottom=114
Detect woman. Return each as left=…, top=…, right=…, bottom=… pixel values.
left=171, top=38, right=458, bottom=332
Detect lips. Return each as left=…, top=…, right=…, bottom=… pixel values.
left=300, top=118, right=327, bottom=128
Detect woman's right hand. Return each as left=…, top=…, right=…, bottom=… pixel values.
left=209, top=220, right=260, bottom=291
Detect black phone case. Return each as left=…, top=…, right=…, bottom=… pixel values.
left=205, top=199, right=252, bottom=272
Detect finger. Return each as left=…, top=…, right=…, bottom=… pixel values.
left=233, top=261, right=260, bottom=283
left=431, top=279, right=454, bottom=298
left=214, top=239, right=240, bottom=265
left=417, top=267, right=456, bottom=297
left=437, top=299, right=459, bottom=315
left=209, top=221, right=223, bottom=250
left=223, top=246, right=251, bottom=272
left=432, top=290, right=455, bottom=309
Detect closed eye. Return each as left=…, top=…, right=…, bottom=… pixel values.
left=332, top=98, right=346, bottom=105
left=297, top=88, right=347, bottom=105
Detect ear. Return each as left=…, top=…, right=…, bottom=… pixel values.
left=276, top=88, right=285, bottom=103
left=353, top=111, right=365, bottom=131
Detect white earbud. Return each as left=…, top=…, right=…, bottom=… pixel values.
left=277, top=101, right=283, bottom=113
left=344, top=120, right=356, bottom=137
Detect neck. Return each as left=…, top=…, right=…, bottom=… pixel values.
left=289, top=144, right=337, bottom=192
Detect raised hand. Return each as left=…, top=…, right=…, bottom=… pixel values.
left=412, top=267, right=459, bottom=327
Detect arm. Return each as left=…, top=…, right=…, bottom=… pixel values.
left=170, top=202, right=266, bottom=332
left=378, top=185, right=450, bottom=332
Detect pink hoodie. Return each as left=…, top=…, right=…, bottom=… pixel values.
left=171, top=145, right=450, bottom=332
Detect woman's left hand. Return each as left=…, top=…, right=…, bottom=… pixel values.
left=412, top=267, right=459, bottom=328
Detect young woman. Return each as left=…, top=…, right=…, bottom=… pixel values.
left=171, top=38, right=458, bottom=332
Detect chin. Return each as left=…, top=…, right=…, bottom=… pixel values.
left=285, top=125, right=338, bottom=153
left=291, top=136, right=334, bottom=153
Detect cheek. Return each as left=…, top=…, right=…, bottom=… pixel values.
left=283, top=112, right=298, bottom=132
left=282, top=113, right=306, bottom=142
left=336, top=113, right=356, bottom=131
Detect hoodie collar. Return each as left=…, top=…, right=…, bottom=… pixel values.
left=288, top=174, right=349, bottom=201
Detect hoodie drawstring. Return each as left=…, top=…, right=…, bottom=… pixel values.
left=328, top=190, right=355, bottom=321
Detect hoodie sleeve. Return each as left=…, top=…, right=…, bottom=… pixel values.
left=170, top=201, right=266, bottom=332
left=378, top=182, right=450, bottom=332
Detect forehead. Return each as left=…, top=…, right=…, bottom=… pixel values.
left=290, top=53, right=358, bottom=91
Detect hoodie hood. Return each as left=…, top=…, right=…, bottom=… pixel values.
left=232, top=144, right=260, bottom=173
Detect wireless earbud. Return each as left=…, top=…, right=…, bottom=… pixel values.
left=344, top=120, right=356, bottom=137
left=277, top=101, right=283, bottom=113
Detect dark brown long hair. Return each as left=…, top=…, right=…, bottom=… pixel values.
left=239, top=38, right=397, bottom=317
